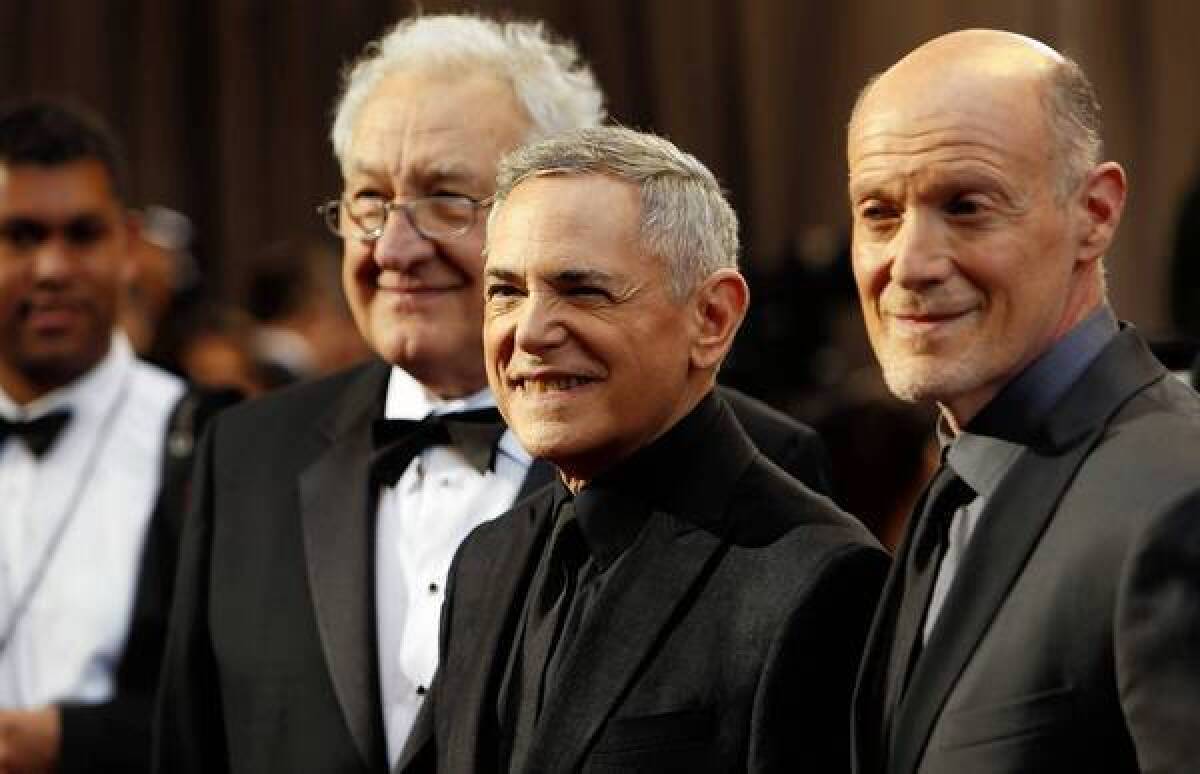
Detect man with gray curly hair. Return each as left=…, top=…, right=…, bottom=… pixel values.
left=156, top=15, right=830, bottom=774
left=413, top=126, right=886, bottom=773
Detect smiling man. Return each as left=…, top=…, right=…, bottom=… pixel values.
left=414, top=127, right=887, bottom=774
left=847, top=30, right=1200, bottom=774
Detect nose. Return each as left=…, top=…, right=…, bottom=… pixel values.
left=372, top=203, right=435, bottom=272
left=29, top=237, right=74, bottom=285
left=513, top=291, right=568, bottom=356
left=889, top=209, right=955, bottom=290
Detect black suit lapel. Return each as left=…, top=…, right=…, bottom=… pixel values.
left=516, top=511, right=727, bottom=773
left=887, top=328, right=1167, bottom=774
left=440, top=495, right=555, bottom=774
left=517, top=396, right=757, bottom=773
left=298, top=361, right=390, bottom=771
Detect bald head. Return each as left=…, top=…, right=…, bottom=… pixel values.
left=845, top=29, right=1127, bottom=426
left=850, top=29, right=1102, bottom=198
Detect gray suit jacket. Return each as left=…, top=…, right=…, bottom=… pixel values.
left=415, top=394, right=887, bottom=773
left=853, top=329, right=1200, bottom=774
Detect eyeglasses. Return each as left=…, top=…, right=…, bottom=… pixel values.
left=316, top=194, right=492, bottom=242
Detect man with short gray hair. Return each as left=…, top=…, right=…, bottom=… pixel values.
left=414, top=126, right=887, bottom=773
left=156, top=15, right=832, bottom=774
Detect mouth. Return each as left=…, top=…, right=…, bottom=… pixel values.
left=21, top=301, right=86, bottom=333
left=887, top=308, right=974, bottom=336
left=376, top=280, right=463, bottom=294
left=507, top=373, right=600, bottom=396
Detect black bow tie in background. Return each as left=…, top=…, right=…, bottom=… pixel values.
left=0, top=410, right=72, bottom=458
left=370, top=407, right=506, bottom=486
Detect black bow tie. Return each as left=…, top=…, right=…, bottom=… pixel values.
left=0, top=410, right=72, bottom=458
left=370, top=407, right=506, bottom=486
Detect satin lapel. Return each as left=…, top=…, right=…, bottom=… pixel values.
left=441, top=495, right=553, bottom=774
left=518, top=512, right=726, bottom=774
left=889, top=327, right=1167, bottom=774
left=298, top=361, right=390, bottom=771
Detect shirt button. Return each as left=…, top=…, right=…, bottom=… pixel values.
left=428, top=582, right=440, bottom=594
left=416, top=685, right=427, bottom=696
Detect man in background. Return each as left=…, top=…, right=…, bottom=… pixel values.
left=848, top=30, right=1200, bottom=773
left=156, top=14, right=831, bottom=774
left=0, top=99, right=187, bottom=773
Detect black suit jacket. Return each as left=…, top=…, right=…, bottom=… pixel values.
left=853, top=329, right=1200, bottom=774
left=416, top=393, right=888, bottom=774
left=153, top=361, right=830, bottom=774
left=56, top=385, right=239, bottom=774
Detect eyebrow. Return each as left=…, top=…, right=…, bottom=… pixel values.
left=550, top=268, right=617, bottom=286
left=485, top=267, right=523, bottom=284
left=483, top=266, right=619, bottom=286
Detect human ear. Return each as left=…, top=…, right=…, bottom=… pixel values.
left=1076, top=161, right=1126, bottom=264
left=689, top=268, right=749, bottom=371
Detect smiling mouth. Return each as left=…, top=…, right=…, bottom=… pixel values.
left=377, top=283, right=462, bottom=294
left=889, top=309, right=973, bottom=334
left=510, top=375, right=598, bottom=395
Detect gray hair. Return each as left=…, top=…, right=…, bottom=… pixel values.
left=489, top=126, right=740, bottom=298
left=330, top=14, right=605, bottom=171
left=1041, top=55, right=1103, bottom=198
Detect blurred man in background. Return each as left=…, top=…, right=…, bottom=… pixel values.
left=0, top=99, right=187, bottom=773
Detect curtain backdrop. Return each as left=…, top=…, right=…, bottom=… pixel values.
left=3, top=0, right=1197, bottom=336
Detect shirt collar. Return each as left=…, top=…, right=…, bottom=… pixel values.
left=564, top=392, right=722, bottom=570
left=383, top=366, right=531, bottom=466
left=0, top=332, right=131, bottom=422
left=962, top=305, right=1118, bottom=443
left=384, top=367, right=496, bottom=419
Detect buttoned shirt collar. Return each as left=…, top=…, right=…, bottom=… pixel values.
left=939, top=307, right=1118, bottom=490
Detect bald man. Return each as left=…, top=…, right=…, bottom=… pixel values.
left=847, top=30, right=1200, bottom=774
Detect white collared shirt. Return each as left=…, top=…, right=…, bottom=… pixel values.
left=375, top=367, right=531, bottom=765
left=0, top=334, right=184, bottom=707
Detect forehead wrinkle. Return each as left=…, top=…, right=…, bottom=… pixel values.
left=850, top=116, right=1044, bottom=191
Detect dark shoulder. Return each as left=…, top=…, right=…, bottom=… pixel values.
left=716, top=385, right=831, bottom=494
left=717, top=385, right=819, bottom=446
left=726, top=454, right=885, bottom=570
left=213, top=361, right=383, bottom=438
left=704, top=455, right=888, bottom=624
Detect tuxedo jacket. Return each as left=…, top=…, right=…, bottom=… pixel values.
left=853, top=329, right=1200, bottom=774
left=153, top=361, right=831, bottom=774
left=414, top=393, right=888, bottom=774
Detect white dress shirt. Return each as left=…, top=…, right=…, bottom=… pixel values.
left=0, top=333, right=184, bottom=707
left=375, top=368, right=532, bottom=765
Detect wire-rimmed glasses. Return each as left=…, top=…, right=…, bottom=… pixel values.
left=316, top=194, right=492, bottom=242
